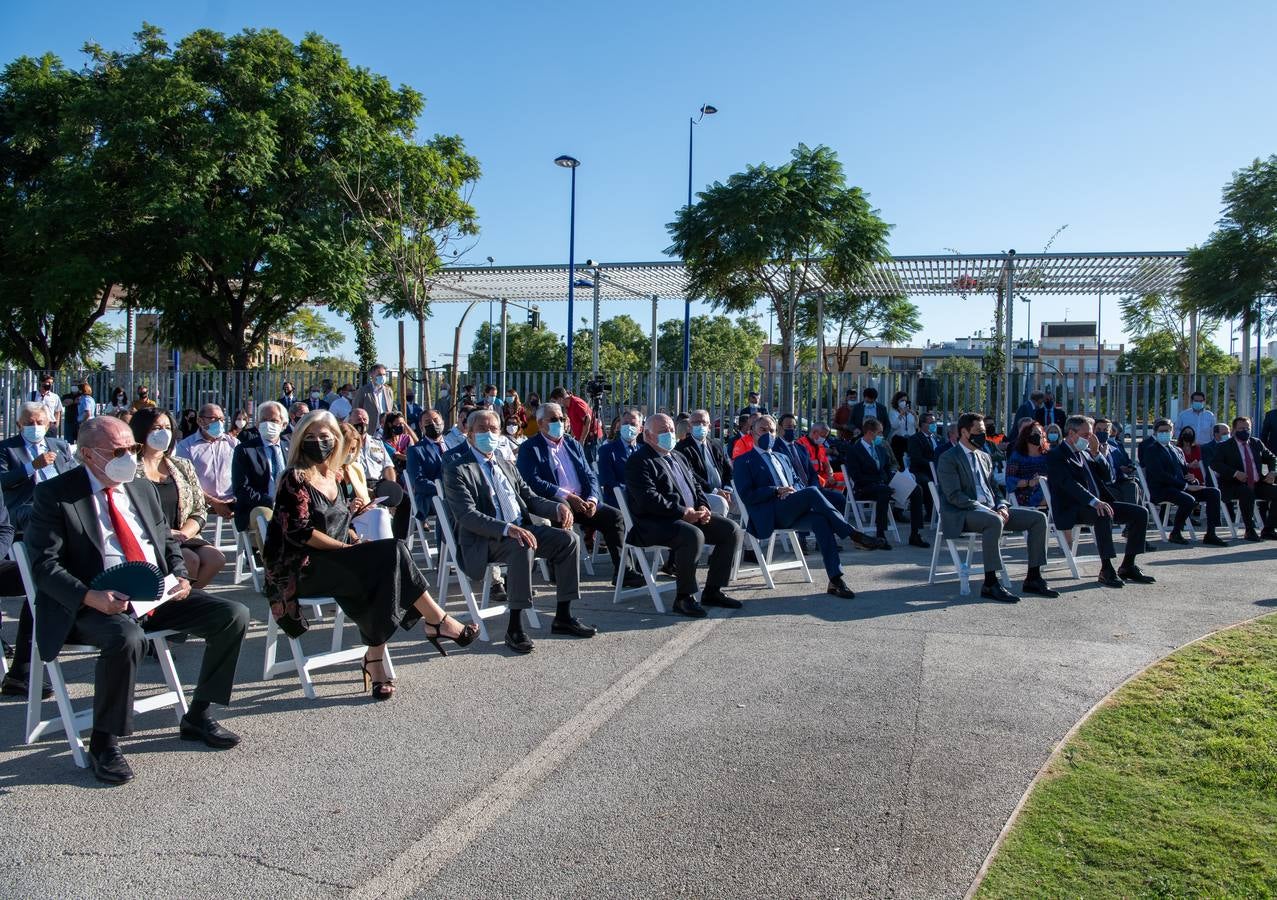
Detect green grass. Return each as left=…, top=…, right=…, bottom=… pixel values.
left=977, top=614, right=1277, bottom=899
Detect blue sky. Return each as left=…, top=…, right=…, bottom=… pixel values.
left=4, top=0, right=1276, bottom=368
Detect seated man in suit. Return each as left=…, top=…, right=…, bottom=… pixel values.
left=0, top=401, right=78, bottom=531
left=624, top=414, right=744, bottom=618
left=907, top=412, right=943, bottom=520
left=1092, top=417, right=1138, bottom=505
left=443, top=409, right=595, bottom=654
left=846, top=417, right=927, bottom=549
left=734, top=415, right=860, bottom=599
left=517, top=402, right=639, bottom=588
left=775, top=414, right=881, bottom=551
left=230, top=401, right=287, bottom=533
left=1045, top=414, right=1154, bottom=588
left=598, top=409, right=642, bottom=507
left=27, top=416, right=249, bottom=784
left=1141, top=417, right=1226, bottom=546
left=675, top=408, right=734, bottom=518
left=1210, top=415, right=1277, bottom=541
left=406, top=408, right=448, bottom=524
left=1200, top=422, right=1232, bottom=474
left=937, top=413, right=1058, bottom=602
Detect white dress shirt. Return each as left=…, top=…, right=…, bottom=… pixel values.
left=86, top=469, right=160, bottom=569
left=175, top=432, right=239, bottom=498
left=961, top=444, right=996, bottom=508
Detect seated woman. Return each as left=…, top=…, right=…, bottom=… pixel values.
left=338, top=422, right=394, bottom=541
left=501, top=414, right=526, bottom=456
left=264, top=411, right=476, bottom=700
left=1177, top=427, right=1204, bottom=483
left=383, top=410, right=415, bottom=472
left=132, top=407, right=227, bottom=588
left=1004, top=421, right=1050, bottom=508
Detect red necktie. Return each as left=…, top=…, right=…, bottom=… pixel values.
left=1241, top=442, right=1258, bottom=487
left=103, top=488, right=147, bottom=563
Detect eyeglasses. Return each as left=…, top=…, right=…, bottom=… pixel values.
left=547, top=417, right=566, bottom=423
left=96, top=444, right=142, bottom=458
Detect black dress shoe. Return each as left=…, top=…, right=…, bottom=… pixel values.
left=1262, top=529, right=1277, bottom=541
left=179, top=715, right=241, bottom=749
left=741, top=549, right=758, bottom=564
left=1144, top=543, right=1159, bottom=552
left=614, top=570, right=645, bottom=589
left=671, top=594, right=707, bottom=618
left=849, top=530, right=877, bottom=550
left=1245, top=529, right=1261, bottom=542
left=490, top=581, right=508, bottom=601
left=876, top=536, right=893, bottom=550
left=980, top=582, right=1020, bottom=603
left=1167, top=532, right=1189, bottom=545
left=659, top=559, right=678, bottom=577
left=827, top=577, right=855, bottom=599
left=1, top=673, right=52, bottom=700
left=1203, top=533, right=1228, bottom=547
left=1021, top=577, right=1060, bottom=598
left=1117, top=564, right=1156, bottom=584
left=551, top=617, right=597, bottom=637
left=89, top=745, right=134, bottom=785
left=1097, top=569, right=1125, bottom=589
left=504, top=631, right=535, bottom=653
left=701, top=589, right=742, bottom=609
left=908, top=534, right=929, bottom=549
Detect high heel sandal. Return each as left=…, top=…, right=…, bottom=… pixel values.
left=361, top=651, right=396, bottom=701
left=424, top=613, right=479, bottom=657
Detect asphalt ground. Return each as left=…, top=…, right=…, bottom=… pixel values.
left=1, top=525, right=1270, bottom=899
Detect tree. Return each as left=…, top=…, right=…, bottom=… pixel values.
left=276, top=308, right=346, bottom=361
left=468, top=322, right=565, bottom=373
left=0, top=51, right=153, bottom=369
left=1116, top=332, right=1235, bottom=375
left=86, top=25, right=430, bottom=369
left=656, top=315, right=766, bottom=373
left=933, top=356, right=990, bottom=415
left=799, top=291, right=920, bottom=371
left=667, top=144, right=891, bottom=409
left=1118, top=291, right=1222, bottom=378
left=573, top=314, right=648, bottom=371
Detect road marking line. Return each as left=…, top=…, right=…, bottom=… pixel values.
left=351, top=617, right=722, bottom=900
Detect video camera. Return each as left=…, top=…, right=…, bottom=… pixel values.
left=584, top=375, right=611, bottom=399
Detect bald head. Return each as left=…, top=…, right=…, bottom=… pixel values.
left=78, top=415, right=136, bottom=486
left=644, top=413, right=675, bottom=454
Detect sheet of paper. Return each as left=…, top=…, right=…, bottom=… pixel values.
left=130, top=574, right=181, bottom=618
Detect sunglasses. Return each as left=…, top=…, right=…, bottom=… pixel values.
left=96, top=444, right=142, bottom=458
left=547, top=417, right=566, bottom=423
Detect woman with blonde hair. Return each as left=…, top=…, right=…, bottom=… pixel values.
left=263, top=411, right=475, bottom=700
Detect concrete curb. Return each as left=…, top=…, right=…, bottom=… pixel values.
left=963, top=609, right=1276, bottom=899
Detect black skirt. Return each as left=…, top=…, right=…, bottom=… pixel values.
left=295, top=538, right=430, bottom=646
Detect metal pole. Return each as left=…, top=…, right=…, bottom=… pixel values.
left=487, top=298, right=494, bottom=385
left=591, top=266, right=601, bottom=375
left=125, top=307, right=135, bottom=396
left=398, top=320, right=407, bottom=412
left=816, top=291, right=825, bottom=412
left=500, top=298, right=509, bottom=394
left=649, top=295, right=659, bottom=413
left=1188, top=308, right=1199, bottom=384
left=1256, top=304, right=1264, bottom=419
left=1240, top=318, right=1253, bottom=420
left=682, top=116, right=694, bottom=383
left=566, top=166, right=577, bottom=373
left=1002, top=251, right=1016, bottom=428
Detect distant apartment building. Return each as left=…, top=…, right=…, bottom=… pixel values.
left=114, top=313, right=308, bottom=373
left=1036, top=321, right=1122, bottom=391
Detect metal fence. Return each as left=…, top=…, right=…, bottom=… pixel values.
left=5, top=366, right=1273, bottom=453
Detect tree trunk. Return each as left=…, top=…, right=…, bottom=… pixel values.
left=780, top=326, right=797, bottom=414
left=417, top=311, right=430, bottom=407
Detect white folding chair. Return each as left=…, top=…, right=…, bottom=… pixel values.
left=405, top=486, right=436, bottom=571
left=729, top=490, right=812, bottom=589
left=1204, top=465, right=1239, bottom=539
left=14, top=543, right=188, bottom=769
left=232, top=528, right=254, bottom=584
left=210, top=513, right=236, bottom=554
left=1134, top=465, right=1197, bottom=542
left=842, top=466, right=902, bottom=542
left=253, top=510, right=392, bottom=699
left=432, top=483, right=542, bottom=641
left=925, top=482, right=1009, bottom=595
left=1038, top=477, right=1098, bottom=578
left=610, top=487, right=678, bottom=612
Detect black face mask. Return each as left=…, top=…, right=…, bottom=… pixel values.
left=387, top=425, right=403, bottom=436
left=968, top=432, right=987, bottom=448
left=423, top=423, right=442, bottom=439
left=300, top=435, right=334, bottom=463
left=1026, top=432, right=1041, bottom=446
left=353, top=423, right=367, bottom=435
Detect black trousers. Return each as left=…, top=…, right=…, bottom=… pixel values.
left=65, top=591, right=249, bottom=737
left=1071, top=501, right=1147, bottom=562
left=638, top=514, right=743, bottom=597
left=855, top=483, right=924, bottom=537
left=575, top=502, right=626, bottom=572
left=1221, top=480, right=1277, bottom=531
left=1152, top=487, right=1220, bottom=531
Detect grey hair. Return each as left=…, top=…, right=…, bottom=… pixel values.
left=18, top=401, right=47, bottom=423
left=809, top=422, right=830, bottom=434
left=467, top=409, right=499, bottom=432
left=256, top=401, right=286, bottom=423
left=1064, top=414, right=1093, bottom=432
left=536, top=402, right=563, bottom=423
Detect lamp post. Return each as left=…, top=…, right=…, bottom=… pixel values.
left=555, top=155, right=580, bottom=373
left=683, top=103, right=717, bottom=397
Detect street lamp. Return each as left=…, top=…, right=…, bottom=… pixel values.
left=555, top=155, right=580, bottom=373
left=683, top=103, right=717, bottom=389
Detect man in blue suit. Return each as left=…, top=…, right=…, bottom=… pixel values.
left=1140, top=417, right=1225, bottom=546
left=230, top=401, right=288, bottom=533
left=0, top=401, right=78, bottom=531
left=734, top=416, right=859, bottom=598
left=406, top=408, right=449, bottom=525
left=775, top=413, right=882, bottom=551
left=846, top=417, right=927, bottom=549
left=598, top=409, right=642, bottom=507
left=517, top=402, right=639, bottom=586
left=1091, top=417, right=1139, bottom=505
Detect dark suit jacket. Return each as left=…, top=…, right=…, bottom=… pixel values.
left=623, top=443, right=708, bottom=543
left=516, top=432, right=600, bottom=502
left=733, top=449, right=801, bottom=540
left=1033, top=406, right=1067, bottom=428
left=1209, top=436, right=1277, bottom=487
left=1099, top=439, right=1135, bottom=485
left=846, top=440, right=896, bottom=495
left=675, top=435, right=733, bottom=493
left=27, top=467, right=187, bottom=661
left=1044, top=443, right=1116, bottom=530
left=231, top=435, right=281, bottom=531
left=405, top=439, right=447, bottom=520
left=906, top=431, right=943, bottom=481
left=775, top=438, right=818, bottom=489
left=441, top=445, right=561, bottom=579
left=0, top=434, right=76, bottom=514
left=1262, top=409, right=1277, bottom=455
left=849, top=401, right=891, bottom=439
left=1141, top=441, right=1190, bottom=499
left=1200, top=439, right=1228, bottom=475
left=597, top=438, right=636, bottom=502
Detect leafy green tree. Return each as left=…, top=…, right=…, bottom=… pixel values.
left=277, top=309, right=347, bottom=360
left=656, top=315, right=766, bottom=372
left=799, top=291, right=920, bottom=371
left=1116, top=332, right=1235, bottom=375
left=667, top=143, right=891, bottom=408
left=573, top=315, right=648, bottom=371
left=933, top=356, right=990, bottom=414
left=468, top=322, right=565, bottom=373
left=1119, top=291, right=1223, bottom=378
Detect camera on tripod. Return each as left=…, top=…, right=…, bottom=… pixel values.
left=584, top=375, right=611, bottom=399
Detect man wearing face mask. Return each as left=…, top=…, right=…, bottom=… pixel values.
left=599, top=409, right=643, bottom=508
left=1200, top=422, right=1233, bottom=473
left=130, top=385, right=156, bottom=413
left=1091, top=417, right=1138, bottom=505
left=797, top=423, right=843, bottom=492
left=675, top=409, right=734, bottom=517
left=1015, top=390, right=1046, bottom=426
left=1046, top=415, right=1154, bottom=588
left=0, top=402, right=78, bottom=531
left=1174, top=390, right=1215, bottom=440
left=1209, top=416, right=1277, bottom=541
left=849, top=387, right=891, bottom=441
left=624, top=414, right=744, bottom=618
left=907, top=413, right=944, bottom=520
left=230, top=401, right=288, bottom=534
left=175, top=403, right=239, bottom=521
left=936, top=412, right=1059, bottom=601
left=443, top=409, right=594, bottom=653
left=1140, top=417, right=1226, bottom=546
left=327, top=383, right=354, bottom=422
left=517, top=403, right=640, bottom=588
left=277, top=381, right=296, bottom=409
left=31, top=374, right=63, bottom=432
left=406, top=410, right=448, bottom=530
left=1035, top=392, right=1067, bottom=430
left=27, top=416, right=249, bottom=784
left=318, top=378, right=338, bottom=410
left=847, top=418, right=927, bottom=549
left=352, top=364, right=396, bottom=423
left=735, top=416, right=867, bottom=599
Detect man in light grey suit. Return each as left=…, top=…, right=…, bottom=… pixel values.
left=936, top=412, right=1060, bottom=602
left=441, top=409, right=595, bottom=655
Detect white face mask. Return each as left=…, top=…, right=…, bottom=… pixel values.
left=22, top=424, right=47, bottom=444
left=506, top=424, right=519, bottom=435
left=145, top=429, right=172, bottom=451
left=234, top=418, right=248, bottom=430
left=259, top=421, right=283, bottom=443
left=96, top=449, right=138, bottom=484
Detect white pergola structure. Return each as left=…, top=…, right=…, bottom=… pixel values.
left=426, top=251, right=1190, bottom=421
